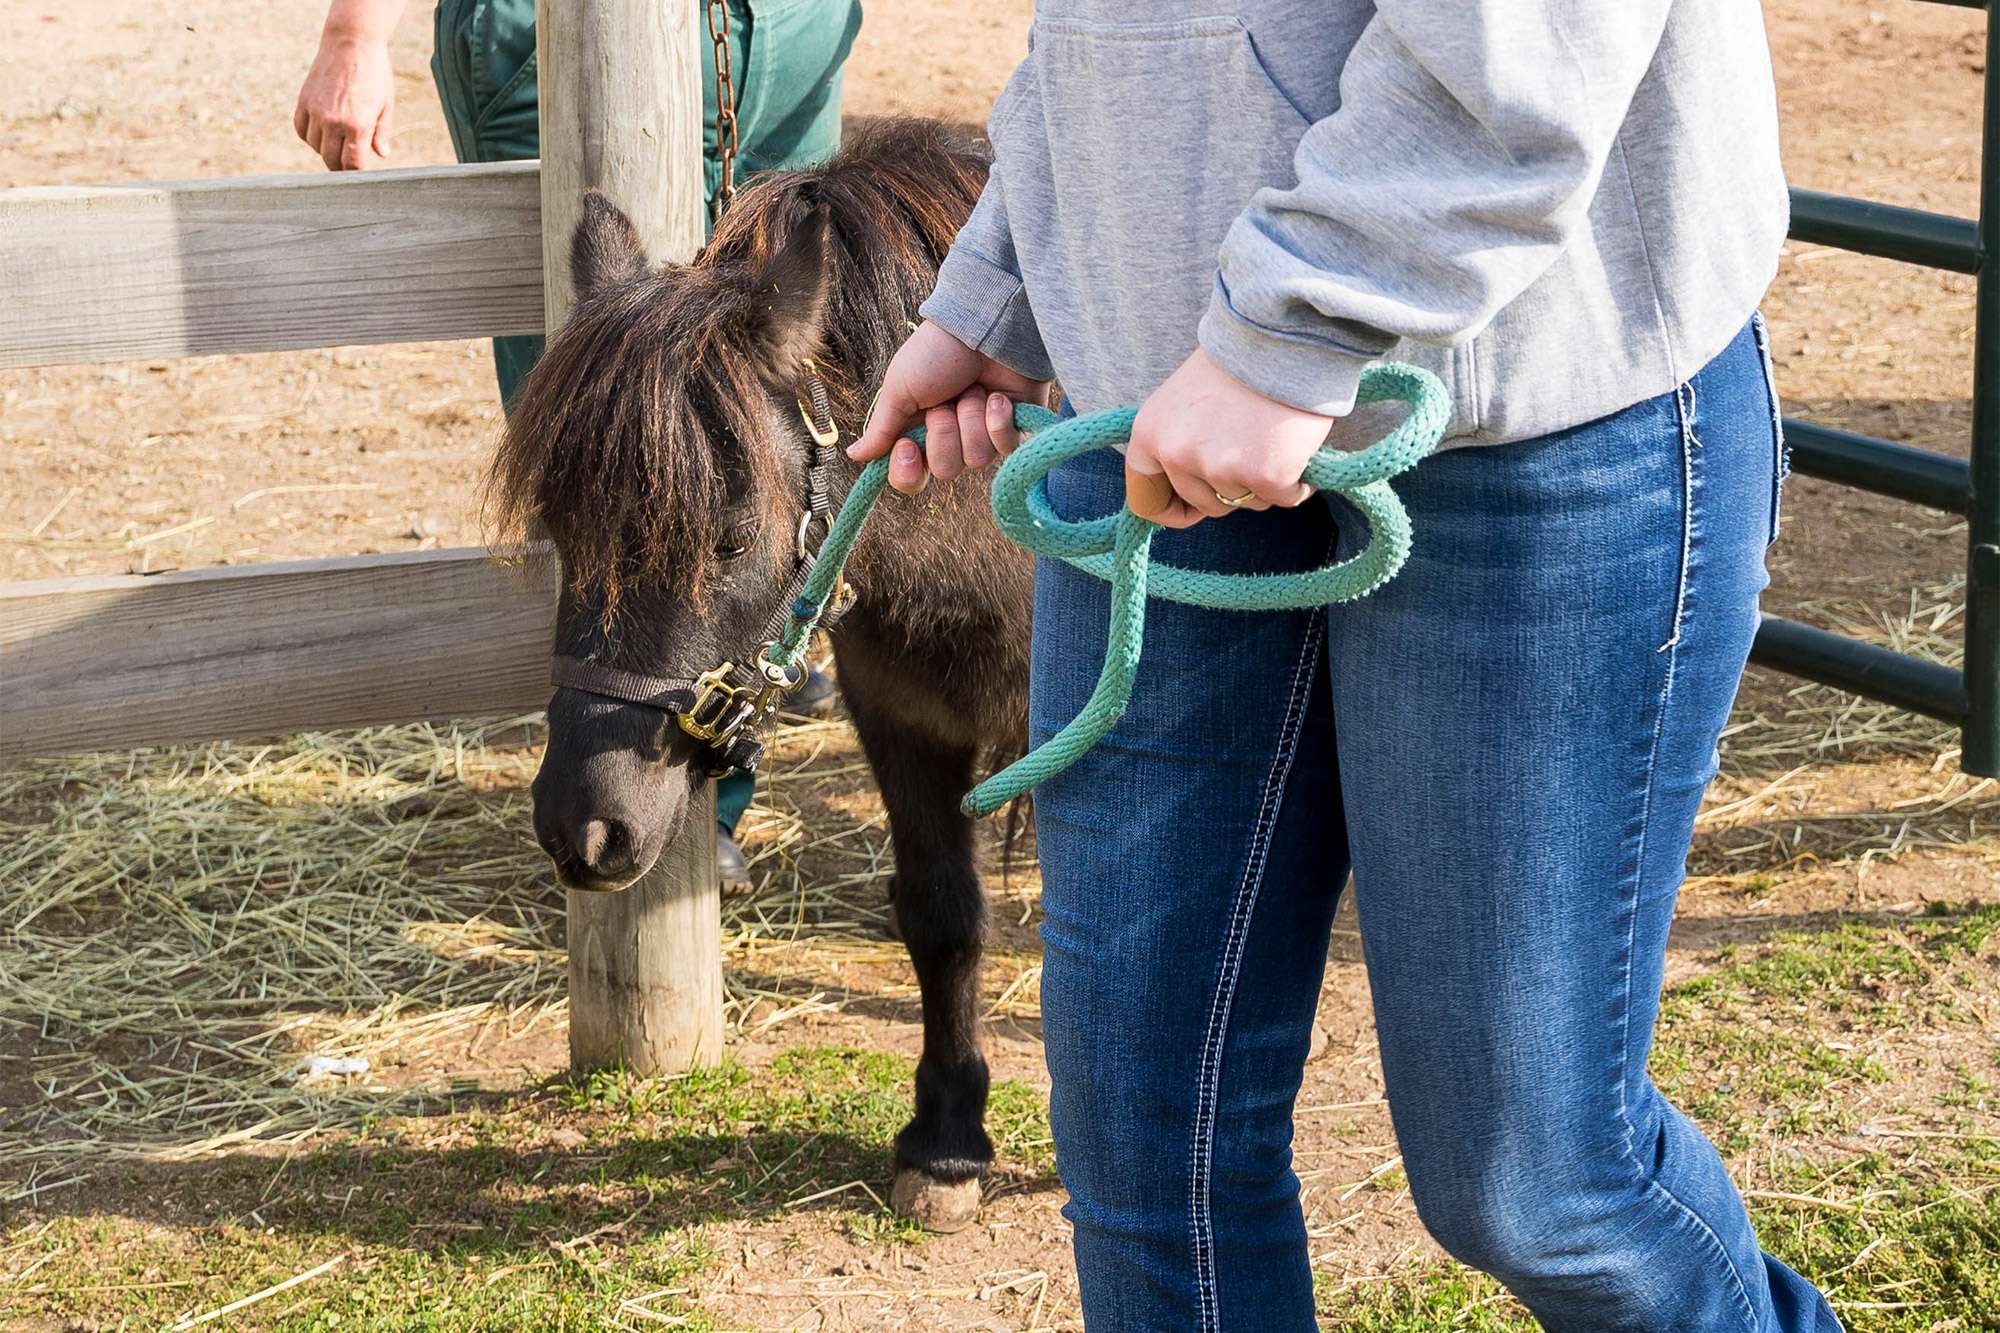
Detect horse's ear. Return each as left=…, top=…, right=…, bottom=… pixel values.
left=569, top=190, right=649, bottom=300
left=746, top=207, right=834, bottom=384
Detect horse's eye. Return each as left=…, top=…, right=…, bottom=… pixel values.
left=715, top=523, right=758, bottom=560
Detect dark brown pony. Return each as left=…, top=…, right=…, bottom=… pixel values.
left=489, top=120, right=1033, bottom=1230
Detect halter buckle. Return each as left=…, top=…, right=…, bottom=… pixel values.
left=679, top=663, right=760, bottom=743
left=796, top=358, right=841, bottom=448
left=796, top=398, right=840, bottom=448
left=758, top=653, right=807, bottom=690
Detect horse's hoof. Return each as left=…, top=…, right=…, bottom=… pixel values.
left=1307, top=1023, right=1331, bottom=1063
left=890, top=1168, right=981, bottom=1234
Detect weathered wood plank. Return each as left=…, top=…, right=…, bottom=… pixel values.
left=0, top=162, right=544, bottom=369
left=0, top=549, right=557, bottom=760
left=539, top=0, right=723, bottom=1076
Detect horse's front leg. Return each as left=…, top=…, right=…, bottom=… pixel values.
left=842, top=695, right=992, bottom=1233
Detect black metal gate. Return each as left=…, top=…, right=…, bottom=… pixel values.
left=1749, top=0, right=1999, bottom=777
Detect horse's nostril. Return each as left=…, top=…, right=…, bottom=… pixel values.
left=567, top=817, right=633, bottom=874
left=578, top=819, right=611, bottom=868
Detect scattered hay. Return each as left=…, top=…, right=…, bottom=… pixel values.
left=0, top=695, right=1027, bottom=1201
left=0, top=717, right=562, bottom=1192
left=1729, top=578, right=1968, bottom=769
left=17, top=578, right=1963, bottom=1202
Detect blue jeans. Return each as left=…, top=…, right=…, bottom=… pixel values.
left=1030, top=319, right=1839, bottom=1331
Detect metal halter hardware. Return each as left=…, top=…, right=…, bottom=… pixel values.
left=706, top=0, right=740, bottom=212
left=548, top=363, right=853, bottom=777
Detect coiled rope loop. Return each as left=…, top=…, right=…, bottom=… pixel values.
left=762, top=361, right=1452, bottom=817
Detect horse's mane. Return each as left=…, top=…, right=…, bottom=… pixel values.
left=486, top=118, right=990, bottom=616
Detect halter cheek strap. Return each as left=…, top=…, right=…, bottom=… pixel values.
left=546, top=361, right=854, bottom=778
left=549, top=658, right=698, bottom=712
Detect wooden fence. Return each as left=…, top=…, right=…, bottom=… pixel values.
left=0, top=0, right=723, bottom=1076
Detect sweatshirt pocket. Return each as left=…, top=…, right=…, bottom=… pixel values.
left=992, top=15, right=1313, bottom=407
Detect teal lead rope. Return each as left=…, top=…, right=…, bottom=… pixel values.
left=762, top=361, right=1453, bottom=816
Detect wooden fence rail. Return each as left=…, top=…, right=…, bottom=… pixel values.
left=0, top=162, right=544, bottom=370
left=0, top=549, right=555, bottom=760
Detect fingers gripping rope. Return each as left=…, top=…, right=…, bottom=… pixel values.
left=761, top=363, right=1453, bottom=817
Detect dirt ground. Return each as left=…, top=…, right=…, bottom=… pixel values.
left=2, top=2, right=1997, bottom=1330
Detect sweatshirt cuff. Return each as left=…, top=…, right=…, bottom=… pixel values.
left=920, top=247, right=1056, bottom=384
left=1198, top=278, right=1370, bottom=418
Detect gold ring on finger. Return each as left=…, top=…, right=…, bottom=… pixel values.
left=1215, top=488, right=1257, bottom=507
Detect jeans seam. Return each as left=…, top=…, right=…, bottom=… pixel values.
left=1750, top=312, right=1790, bottom=548
left=1659, top=383, right=1697, bottom=652
left=1622, top=413, right=1762, bottom=1331
left=1188, top=610, right=1324, bottom=1332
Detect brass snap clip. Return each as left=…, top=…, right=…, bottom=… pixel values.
left=679, top=663, right=759, bottom=743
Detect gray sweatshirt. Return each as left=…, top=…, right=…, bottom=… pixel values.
left=918, top=1, right=1789, bottom=445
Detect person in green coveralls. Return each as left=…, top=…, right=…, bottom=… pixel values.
left=295, top=0, right=860, bottom=886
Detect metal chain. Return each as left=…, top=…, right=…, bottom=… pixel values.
left=706, top=0, right=740, bottom=213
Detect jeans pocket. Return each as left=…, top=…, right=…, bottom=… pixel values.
left=1750, top=312, right=1789, bottom=548
left=431, top=0, right=539, bottom=163
left=468, top=48, right=540, bottom=160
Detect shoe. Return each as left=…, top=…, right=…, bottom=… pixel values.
left=717, top=822, right=752, bottom=895
left=783, top=666, right=840, bottom=718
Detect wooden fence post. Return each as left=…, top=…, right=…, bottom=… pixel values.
left=538, top=0, right=724, bottom=1074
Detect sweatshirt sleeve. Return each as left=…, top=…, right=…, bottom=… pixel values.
left=920, top=176, right=1056, bottom=382
left=1200, top=0, right=1675, bottom=416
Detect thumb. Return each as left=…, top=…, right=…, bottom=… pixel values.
left=850, top=372, right=923, bottom=462
left=1122, top=426, right=1175, bottom=520
left=1123, top=459, right=1176, bottom=521
left=373, top=106, right=395, bottom=160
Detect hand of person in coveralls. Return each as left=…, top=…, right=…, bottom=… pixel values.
left=295, top=0, right=407, bottom=170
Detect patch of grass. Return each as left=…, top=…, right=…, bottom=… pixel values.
left=1298, top=906, right=1996, bottom=1328
left=1316, top=1158, right=2000, bottom=1333
left=4, top=1206, right=716, bottom=1331
left=0, top=1045, right=1054, bottom=1330
left=1653, top=904, right=1997, bottom=1152
left=1942, top=1062, right=1994, bottom=1111
left=1316, top=1139, right=1999, bottom=1332
left=1758, top=1149, right=2000, bottom=1332
left=1318, top=1266, right=1533, bottom=1331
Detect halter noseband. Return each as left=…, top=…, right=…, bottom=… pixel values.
left=548, top=359, right=853, bottom=777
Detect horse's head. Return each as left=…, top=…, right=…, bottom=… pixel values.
left=487, top=122, right=986, bottom=891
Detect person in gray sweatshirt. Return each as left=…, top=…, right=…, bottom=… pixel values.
left=854, top=3, right=1839, bottom=1329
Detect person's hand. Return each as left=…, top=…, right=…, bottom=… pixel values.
left=1124, top=348, right=1336, bottom=529
left=294, top=30, right=396, bottom=170
left=848, top=321, right=1049, bottom=494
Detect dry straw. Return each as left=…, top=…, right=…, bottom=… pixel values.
left=1728, top=577, right=1968, bottom=769
left=1, top=676, right=1036, bottom=1201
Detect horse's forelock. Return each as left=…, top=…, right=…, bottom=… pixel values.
left=484, top=118, right=990, bottom=621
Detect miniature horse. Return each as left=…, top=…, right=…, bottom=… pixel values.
left=489, top=121, right=1034, bottom=1231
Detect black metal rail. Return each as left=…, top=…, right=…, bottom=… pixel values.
left=1749, top=0, right=1999, bottom=776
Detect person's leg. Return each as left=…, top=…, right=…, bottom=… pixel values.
left=729, top=0, right=860, bottom=197
left=429, top=0, right=543, bottom=408
left=714, top=770, right=757, bottom=837
left=1033, top=447, right=1348, bottom=1331
left=1328, top=319, right=1836, bottom=1331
